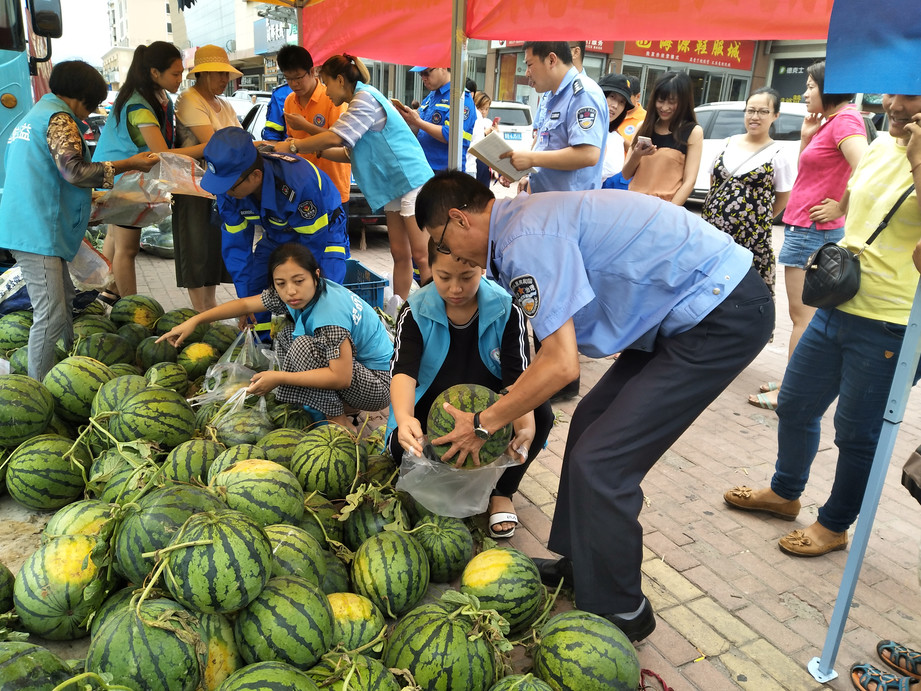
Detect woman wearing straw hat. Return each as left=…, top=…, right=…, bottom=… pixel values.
left=172, top=44, right=240, bottom=312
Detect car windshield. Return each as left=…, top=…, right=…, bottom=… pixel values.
left=488, top=107, right=531, bottom=126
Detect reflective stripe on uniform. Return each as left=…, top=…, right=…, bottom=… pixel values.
left=290, top=213, right=330, bottom=235
left=224, top=220, right=248, bottom=233
left=264, top=120, right=284, bottom=132
left=324, top=245, right=347, bottom=255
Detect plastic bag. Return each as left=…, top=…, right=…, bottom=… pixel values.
left=68, top=239, right=113, bottom=291
left=395, top=447, right=519, bottom=518
left=217, top=327, right=274, bottom=371
left=155, top=152, right=211, bottom=198
left=90, top=170, right=171, bottom=227
left=187, top=328, right=275, bottom=407
left=209, top=386, right=268, bottom=427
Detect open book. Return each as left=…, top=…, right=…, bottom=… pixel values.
left=468, top=131, right=536, bottom=182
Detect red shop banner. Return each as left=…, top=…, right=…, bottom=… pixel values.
left=624, top=39, right=755, bottom=70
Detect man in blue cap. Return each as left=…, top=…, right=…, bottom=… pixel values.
left=395, top=67, right=476, bottom=173
left=201, top=126, right=349, bottom=310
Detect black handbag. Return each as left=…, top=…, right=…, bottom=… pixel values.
left=802, top=184, right=916, bottom=309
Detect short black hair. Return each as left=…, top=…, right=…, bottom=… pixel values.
left=465, top=77, right=477, bottom=93
left=267, top=242, right=325, bottom=295
left=415, top=169, right=494, bottom=231
left=49, top=61, right=107, bottom=112
left=522, top=41, right=572, bottom=65
left=806, top=60, right=854, bottom=109
left=277, top=45, right=314, bottom=74
left=749, top=87, right=781, bottom=113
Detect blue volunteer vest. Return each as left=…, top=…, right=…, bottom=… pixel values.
left=95, top=91, right=174, bottom=163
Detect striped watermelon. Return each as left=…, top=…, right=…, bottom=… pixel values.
left=177, top=341, right=221, bottom=380
left=164, top=509, right=273, bottom=614
left=116, top=321, right=153, bottom=350
left=136, top=335, right=178, bottom=370
left=461, top=548, right=544, bottom=631
left=321, top=551, right=350, bottom=595
left=0, top=312, right=32, bottom=351
left=351, top=531, right=429, bottom=618
left=43, top=499, right=113, bottom=540
left=114, top=485, right=227, bottom=585
left=90, top=374, right=148, bottom=417
left=13, top=534, right=112, bottom=640
left=0, top=642, right=72, bottom=690
left=43, top=355, right=115, bottom=423
left=489, top=674, right=554, bottom=691
left=290, top=425, right=366, bottom=500
left=0, top=374, right=55, bottom=447
left=86, top=597, right=201, bottom=691
left=109, top=387, right=196, bottom=449
left=206, top=443, right=264, bottom=483
left=360, top=452, right=397, bottom=486
left=195, top=400, right=224, bottom=432
left=413, top=514, right=474, bottom=583
left=263, top=524, right=327, bottom=585
left=5, top=433, right=90, bottom=511
left=199, top=611, right=244, bottom=691
left=211, top=459, right=305, bottom=527
left=532, top=611, right=640, bottom=691
left=110, top=294, right=164, bottom=329
left=267, top=402, right=315, bottom=430
left=109, top=362, right=143, bottom=377
left=89, top=585, right=138, bottom=638
left=145, top=361, right=190, bottom=392
left=73, top=332, right=135, bottom=366
left=8, top=346, right=29, bottom=375
left=162, top=438, right=225, bottom=483
left=217, top=661, right=320, bottom=690
left=86, top=446, right=136, bottom=497
left=233, top=575, right=333, bottom=670
left=72, top=313, right=117, bottom=338
left=427, top=384, right=513, bottom=467
left=326, top=593, right=386, bottom=654
left=156, top=307, right=206, bottom=338
left=307, top=652, right=400, bottom=690
left=214, top=407, right=275, bottom=447
left=256, top=427, right=308, bottom=469
left=0, top=562, right=13, bottom=613
left=343, top=494, right=410, bottom=551
left=202, top=322, right=239, bottom=353
left=98, top=460, right=161, bottom=505
left=81, top=299, right=108, bottom=316
left=382, top=598, right=497, bottom=691
left=296, top=492, right=344, bottom=546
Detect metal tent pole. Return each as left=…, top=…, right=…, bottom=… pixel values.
left=447, top=0, right=466, bottom=170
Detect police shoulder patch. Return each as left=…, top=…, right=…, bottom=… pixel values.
left=509, top=274, right=540, bottom=317
left=577, top=107, right=597, bottom=130
left=572, top=78, right=584, bottom=95
left=280, top=184, right=295, bottom=202
left=298, top=200, right=318, bottom=220
left=464, top=105, right=470, bottom=121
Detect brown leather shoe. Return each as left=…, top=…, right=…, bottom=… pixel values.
left=723, top=486, right=800, bottom=520
left=778, top=528, right=847, bottom=557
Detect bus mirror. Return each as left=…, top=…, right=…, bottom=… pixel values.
left=30, top=0, right=62, bottom=39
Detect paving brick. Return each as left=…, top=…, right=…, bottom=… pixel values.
left=658, top=604, right=730, bottom=657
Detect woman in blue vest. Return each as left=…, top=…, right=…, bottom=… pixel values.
left=274, top=54, right=433, bottom=304
left=158, top=243, right=392, bottom=428
left=0, top=61, right=158, bottom=381
left=95, top=41, right=206, bottom=302
left=388, top=240, right=554, bottom=538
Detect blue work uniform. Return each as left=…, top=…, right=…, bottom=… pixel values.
left=261, top=84, right=293, bottom=142
left=416, top=82, right=476, bottom=173
left=217, top=151, right=348, bottom=301
left=530, top=68, right=607, bottom=193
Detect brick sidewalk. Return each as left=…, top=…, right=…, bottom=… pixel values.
left=138, top=221, right=921, bottom=691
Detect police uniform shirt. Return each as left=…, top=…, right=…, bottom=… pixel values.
left=486, top=190, right=754, bottom=357
left=530, top=68, right=607, bottom=194
left=416, top=82, right=476, bottom=172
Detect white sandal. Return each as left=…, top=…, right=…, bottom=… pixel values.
left=488, top=511, right=518, bottom=539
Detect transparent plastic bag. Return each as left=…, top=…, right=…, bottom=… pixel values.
left=395, top=448, right=519, bottom=518
left=90, top=170, right=171, bottom=226
left=68, top=239, right=113, bottom=291
left=210, top=386, right=268, bottom=427
left=217, top=327, right=274, bottom=372
left=187, top=328, right=275, bottom=407
left=155, top=152, right=212, bottom=198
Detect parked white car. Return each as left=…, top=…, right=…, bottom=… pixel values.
left=487, top=100, right=534, bottom=152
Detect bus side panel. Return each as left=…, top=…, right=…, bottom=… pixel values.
left=0, top=48, right=32, bottom=192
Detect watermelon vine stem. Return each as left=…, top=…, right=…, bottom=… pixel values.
left=51, top=672, right=134, bottom=691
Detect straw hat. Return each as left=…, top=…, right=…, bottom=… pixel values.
left=187, top=44, right=243, bottom=77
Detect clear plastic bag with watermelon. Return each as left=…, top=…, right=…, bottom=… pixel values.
left=208, top=386, right=268, bottom=427
left=217, top=326, right=275, bottom=372
left=395, top=448, right=520, bottom=518
left=188, top=328, right=275, bottom=406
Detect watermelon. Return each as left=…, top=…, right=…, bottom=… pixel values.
left=217, top=661, right=319, bottom=690
left=109, top=362, right=143, bottom=377
left=268, top=402, right=315, bottom=430
left=0, top=374, right=55, bottom=447
left=321, top=551, right=350, bottom=595
left=114, top=484, right=227, bottom=585
left=13, top=534, right=111, bottom=640
left=290, top=425, right=366, bottom=499
left=110, top=294, right=164, bottom=329
left=196, top=400, right=224, bottom=432
left=146, top=361, right=190, bottom=392
left=136, top=335, right=178, bottom=370
left=156, top=307, right=205, bottom=338
left=326, top=593, right=386, bottom=654
left=489, top=674, right=554, bottom=691
left=177, top=341, right=221, bottom=379
left=90, top=373, right=148, bottom=417
left=296, top=492, right=344, bottom=546
left=73, top=332, right=135, bottom=366
left=351, top=531, right=429, bottom=618
left=42, top=355, right=115, bottom=423
left=382, top=598, right=497, bottom=691
left=0, top=312, right=31, bottom=351
left=7, top=346, right=29, bottom=375
left=0, top=562, right=13, bottom=612
left=211, top=459, right=305, bottom=527
left=360, top=452, right=397, bottom=486
left=86, top=446, right=139, bottom=496
left=72, top=313, right=117, bottom=337
left=214, top=407, right=275, bottom=447
left=43, top=498, right=113, bottom=540
left=532, top=610, right=640, bottom=691
left=263, top=524, right=327, bottom=585
left=117, top=321, right=153, bottom=350
left=86, top=597, right=201, bottom=691
left=256, top=427, right=308, bottom=469
left=164, top=509, right=273, bottom=613
left=461, top=548, right=544, bottom=631
left=89, top=585, right=138, bottom=638
left=203, top=322, right=239, bottom=353
left=427, top=384, right=513, bottom=467
left=206, top=443, right=264, bottom=483
left=162, top=438, right=225, bottom=483
left=414, top=514, right=474, bottom=583
left=5, top=433, right=90, bottom=511
left=307, top=652, right=399, bottom=690
left=342, top=495, right=410, bottom=551
left=109, top=387, right=196, bottom=449
left=98, top=460, right=161, bottom=505
left=199, top=611, right=244, bottom=690
left=234, top=575, right=334, bottom=670
left=0, top=642, right=72, bottom=690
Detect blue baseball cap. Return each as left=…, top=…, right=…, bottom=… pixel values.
left=409, top=66, right=431, bottom=72
left=202, top=127, right=258, bottom=195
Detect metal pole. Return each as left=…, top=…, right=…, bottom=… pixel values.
left=447, top=0, right=467, bottom=170
left=808, top=279, right=921, bottom=682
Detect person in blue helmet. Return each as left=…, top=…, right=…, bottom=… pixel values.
left=200, top=126, right=349, bottom=329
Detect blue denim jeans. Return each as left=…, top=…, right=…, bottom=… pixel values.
left=772, top=308, right=921, bottom=532
left=12, top=250, right=74, bottom=381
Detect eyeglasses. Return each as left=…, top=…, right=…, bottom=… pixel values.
left=419, top=70, right=432, bottom=78
left=284, top=72, right=309, bottom=85
left=229, top=170, right=253, bottom=194
left=745, top=108, right=773, bottom=117
left=435, top=204, right=467, bottom=254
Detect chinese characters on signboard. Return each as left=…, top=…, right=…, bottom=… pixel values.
left=770, top=58, right=818, bottom=102
left=623, top=40, right=755, bottom=70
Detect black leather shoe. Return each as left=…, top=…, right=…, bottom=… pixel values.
left=531, top=557, right=574, bottom=589
left=602, top=598, right=656, bottom=643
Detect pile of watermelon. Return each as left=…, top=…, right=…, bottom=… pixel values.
left=0, top=294, right=641, bottom=691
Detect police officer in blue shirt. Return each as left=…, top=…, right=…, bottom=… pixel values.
left=396, top=66, right=476, bottom=172
left=201, top=127, right=349, bottom=308
left=413, top=170, right=774, bottom=643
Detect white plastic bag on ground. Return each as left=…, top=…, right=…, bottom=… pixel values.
left=68, top=239, right=112, bottom=291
